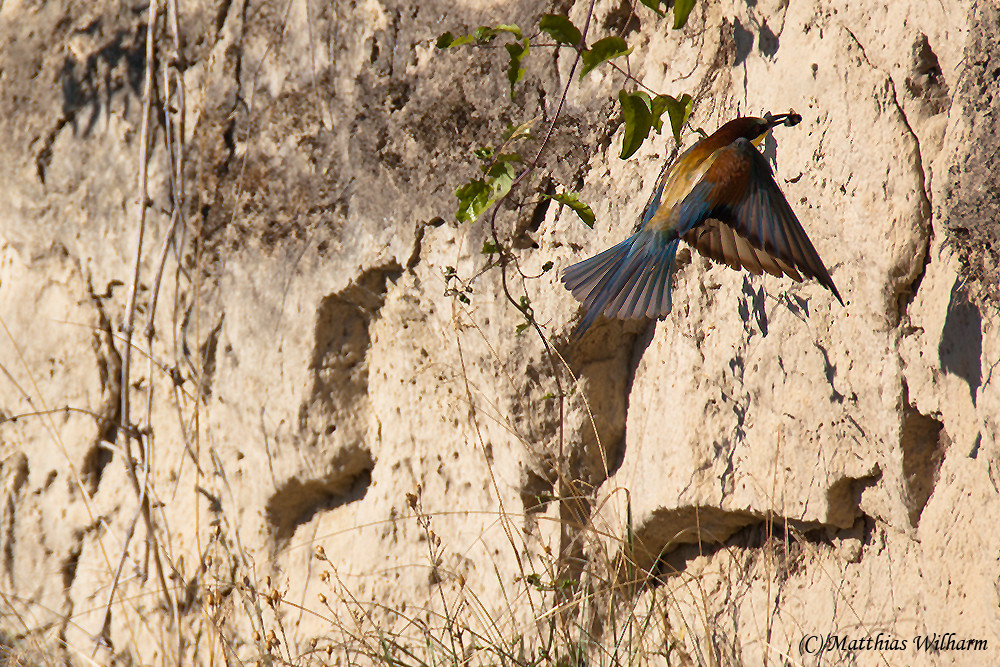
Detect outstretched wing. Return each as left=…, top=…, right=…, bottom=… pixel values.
left=684, top=218, right=802, bottom=280
left=674, top=138, right=843, bottom=303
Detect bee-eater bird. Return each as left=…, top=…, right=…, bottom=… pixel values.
left=562, top=112, right=843, bottom=338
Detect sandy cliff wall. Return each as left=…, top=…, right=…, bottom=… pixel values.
left=0, top=0, right=998, bottom=664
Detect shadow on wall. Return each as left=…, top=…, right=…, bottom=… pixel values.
left=38, top=24, right=148, bottom=183
left=939, top=279, right=982, bottom=405
left=738, top=274, right=768, bottom=337
left=733, top=16, right=779, bottom=67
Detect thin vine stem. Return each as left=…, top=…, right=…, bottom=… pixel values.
left=97, top=0, right=176, bottom=652
left=479, top=2, right=601, bottom=629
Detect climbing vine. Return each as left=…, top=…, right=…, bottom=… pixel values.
left=435, top=0, right=697, bottom=337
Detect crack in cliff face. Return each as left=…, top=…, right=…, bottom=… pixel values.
left=405, top=217, right=444, bottom=271
left=840, top=26, right=933, bottom=324
left=1, top=453, right=29, bottom=589
left=196, top=315, right=225, bottom=399
left=80, top=277, right=122, bottom=495
left=56, top=525, right=95, bottom=666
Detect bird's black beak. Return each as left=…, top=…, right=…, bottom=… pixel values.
left=764, top=111, right=802, bottom=129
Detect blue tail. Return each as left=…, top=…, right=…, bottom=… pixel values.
left=561, top=229, right=680, bottom=338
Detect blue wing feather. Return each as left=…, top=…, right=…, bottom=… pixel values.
left=562, top=229, right=679, bottom=338
left=640, top=178, right=667, bottom=228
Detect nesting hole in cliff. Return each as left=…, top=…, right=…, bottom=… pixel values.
left=310, top=265, right=401, bottom=379
left=310, top=294, right=373, bottom=400
left=266, top=449, right=374, bottom=542
left=519, top=467, right=554, bottom=516
left=81, top=442, right=113, bottom=496
left=641, top=518, right=832, bottom=595
left=825, top=470, right=880, bottom=529
left=905, top=34, right=949, bottom=115
left=626, top=506, right=761, bottom=577
left=273, top=266, right=401, bottom=542
left=304, top=263, right=401, bottom=435
left=901, top=409, right=947, bottom=528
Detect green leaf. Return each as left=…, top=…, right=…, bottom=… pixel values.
left=545, top=191, right=596, bottom=228
left=637, top=0, right=694, bottom=27
left=473, top=24, right=523, bottom=41
left=473, top=26, right=497, bottom=41
left=638, top=0, right=668, bottom=16
left=515, top=322, right=530, bottom=334
left=580, top=36, right=632, bottom=78
left=505, top=39, right=529, bottom=98
left=673, top=0, right=696, bottom=29
left=646, top=94, right=690, bottom=142
left=632, top=90, right=653, bottom=109
left=647, top=93, right=692, bottom=143
left=455, top=154, right=525, bottom=223
left=618, top=90, right=654, bottom=159
left=455, top=179, right=492, bottom=223
left=649, top=95, right=669, bottom=133
left=664, top=93, right=693, bottom=143
left=495, top=23, right=522, bottom=39
left=502, top=118, right=536, bottom=143
left=539, top=14, right=582, bottom=46
left=486, top=159, right=519, bottom=199
left=437, top=31, right=475, bottom=48
left=439, top=24, right=521, bottom=49
left=481, top=239, right=502, bottom=254
left=541, top=260, right=554, bottom=272
left=473, top=146, right=494, bottom=161
left=491, top=153, right=523, bottom=165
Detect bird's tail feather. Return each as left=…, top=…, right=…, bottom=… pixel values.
left=562, top=230, right=679, bottom=338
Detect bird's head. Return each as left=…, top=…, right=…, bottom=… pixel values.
left=711, top=111, right=802, bottom=148
left=751, top=111, right=802, bottom=146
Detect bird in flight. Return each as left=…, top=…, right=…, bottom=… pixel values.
left=562, top=112, right=842, bottom=338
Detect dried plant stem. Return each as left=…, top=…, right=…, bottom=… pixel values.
left=140, top=1, right=187, bottom=663
left=96, top=0, right=176, bottom=652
